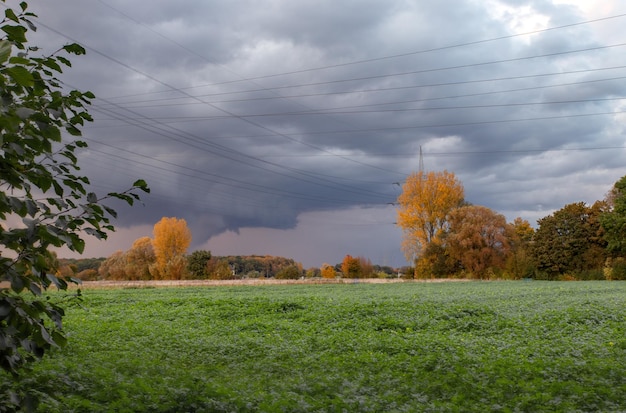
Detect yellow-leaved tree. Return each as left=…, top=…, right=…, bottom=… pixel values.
left=396, top=170, right=464, bottom=276
left=151, top=217, right=192, bottom=279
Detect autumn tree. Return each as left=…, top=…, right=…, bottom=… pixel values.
left=124, top=236, right=155, bottom=280
left=98, top=250, right=127, bottom=280
left=151, top=217, right=192, bottom=279
left=446, top=205, right=511, bottom=279
left=397, top=170, right=464, bottom=276
left=320, top=263, right=336, bottom=279
left=207, top=258, right=234, bottom=280
left=357, top=256, right=374, bottom=278
left=505, top=217, right=535, bottom=279
left=341, top=255, right=362, bottom=278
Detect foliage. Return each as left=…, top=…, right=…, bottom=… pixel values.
left=600, top=175, right=626, bottom=255
left=97, top=238, right=156, bottom=281
left=396, top=170, right=464, bottom=262
left=57, top=257, right=104, bottom=274
left=124, top=237, right=155, bottom=280
left=357, top=256, right=374, bottom=278
left=5, top=282, right=625, bottom=412
left=504, top=217, right=535, bottom=279
left=206, top=258, right=235, bottom=280
left=341, top=254, right=362, bottom=278
left=446, top=205, right=511, bottom=279
left=604, top=257, right=626, bottom=280
left=414, top=242, right=456, bottom=278
left=0, top=0, right=148, bottom=385
left=215, top=255, right=302, bottom=278
left=75, top=268, right=98, bottom=281
left=275, top=265, right=302, bottom=279
left=97, top=250, right=125, bottom=280
left=530, top=202, right=607, bottom=279
left=186, top=250, right=212, bottom=279
left=320, top=263, right=336, bottom=279
left=150, top=217, right=191, bottom=280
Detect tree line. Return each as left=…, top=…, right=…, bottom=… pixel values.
left=396, top=170, right=626, bottom=280
left=57, top=217, right=403, bottom=281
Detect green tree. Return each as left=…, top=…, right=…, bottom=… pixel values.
left=186, top=250, right=212, bottom=279
left=0, top=1, right=148, bottom=398
left=505, top=217, right=535, bottom=279
left=530, top=202, right=605, bottom=279
left=600, top=175, right=626, bottom=255
left=275, top=265, right=302, bottom=279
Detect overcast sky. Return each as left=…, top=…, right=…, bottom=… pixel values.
left=24, top=0, right=626, bottom=268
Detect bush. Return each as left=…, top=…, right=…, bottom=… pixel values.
left=275, top=266, right=302, bottom=280
left=605, top=258, right=626, bottom=280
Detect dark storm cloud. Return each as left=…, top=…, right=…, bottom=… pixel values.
left=24, top=0, right=626, bottom=260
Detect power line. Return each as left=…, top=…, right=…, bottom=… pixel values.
left=90, top=100, right=398, bottom=199
left=98, top=96, right=626, bottom=122
left=98, top=10, right=626, bottom=98
left=36, top=19, right=405, bottom=179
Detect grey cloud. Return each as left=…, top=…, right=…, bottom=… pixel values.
left=24, top=1, right=626, bottom=263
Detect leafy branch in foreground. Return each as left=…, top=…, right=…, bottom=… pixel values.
left=0, top=0, right=149, bottom=394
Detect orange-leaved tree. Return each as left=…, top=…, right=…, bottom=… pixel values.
left=446, top=205, right=511, bottom=279
left=151, top=217, right=192, bottom=279
left=320, top=263, right=336, bottom=279
left=396, top=170, right=464, bottom=264
left=341, top=254, right=362, bottom=278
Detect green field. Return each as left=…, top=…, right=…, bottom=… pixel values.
left=4, top=281, right=626, bottom=412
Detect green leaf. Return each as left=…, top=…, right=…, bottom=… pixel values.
left=6, top=66, right=34, bottom=87
left=62, top=43, right=86, bottom=55
left=1, top=25, right=27, bottom=43
left=4, top=8, right=19, bottom=23
left=133, top=179, right=150, bottom=193
left=65, top=124, right=81, bottom=136
left=41, top=58, right=62, bottom=73
left=23, top=18, right=37, bottom=32
left=103, top=205, right=118, bottom=218
left=25, top=199, right=38, bottom=217
left=0, top=40, right=11, bottom=64
left=51, top=330, right=67, bottom=347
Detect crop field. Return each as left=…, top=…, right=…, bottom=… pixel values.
left=4, top=281, right=626, bottom=412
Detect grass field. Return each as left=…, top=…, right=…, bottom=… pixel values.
left=4, top=281, right=626, bottom=412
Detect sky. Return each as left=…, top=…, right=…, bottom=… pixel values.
left=18, top=0, right=626, bottom=268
